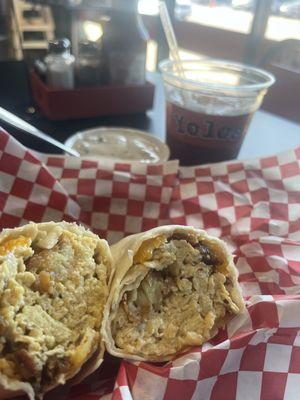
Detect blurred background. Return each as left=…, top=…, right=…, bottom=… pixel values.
left=0, top=0, right=299, bottom=124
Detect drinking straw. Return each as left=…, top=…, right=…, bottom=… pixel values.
left=159, top=1, right=186, bottom=78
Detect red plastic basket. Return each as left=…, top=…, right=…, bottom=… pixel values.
left=30, top=71, right=155, bottom=121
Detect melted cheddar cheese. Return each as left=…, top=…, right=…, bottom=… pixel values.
left=133, top=235, right=166, bottom=264
left=0, top=236, right=31, bottom=256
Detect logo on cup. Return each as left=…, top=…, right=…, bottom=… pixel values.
left=174, top=113, right=243, bottom=142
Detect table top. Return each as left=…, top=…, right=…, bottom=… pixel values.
left=238, top=110, right=300, bottom=160
left=0, top=65, right=299, bottom=160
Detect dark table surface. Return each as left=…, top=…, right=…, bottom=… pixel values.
left=0, top=60, right=299, bottom=160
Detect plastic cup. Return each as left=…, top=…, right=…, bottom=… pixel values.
left=160, top=58, right=275, bottom=166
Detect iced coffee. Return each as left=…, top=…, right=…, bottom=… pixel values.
left=160, top=59, right=275, bottom=166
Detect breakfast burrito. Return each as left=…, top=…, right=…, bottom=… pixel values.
left=0, top=222, right=112, bottom=400
left=102, top=225, right=244, bottom=362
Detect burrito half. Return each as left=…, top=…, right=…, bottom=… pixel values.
left=102, top=225, right=244, bottom=361
left=0, top=222, right=112, bottom=399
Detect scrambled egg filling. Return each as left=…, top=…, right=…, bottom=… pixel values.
left=0, top=232, right=108, bottom=391
left=112, top=236, right=239, bottom=358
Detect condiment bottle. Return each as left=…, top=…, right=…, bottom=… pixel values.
left=44, top=38, right=75, bottom=89
left=103, top=0, right=149, bottom=86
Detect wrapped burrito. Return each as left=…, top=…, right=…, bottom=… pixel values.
left=0, top=222, right=112, bottom=400
left=102, top=226, right=244, bottom=362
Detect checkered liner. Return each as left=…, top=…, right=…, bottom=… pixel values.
left=0, top=128, right=300, bottom=400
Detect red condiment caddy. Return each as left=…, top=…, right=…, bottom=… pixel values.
left=30, top=71, right=155, bottom=121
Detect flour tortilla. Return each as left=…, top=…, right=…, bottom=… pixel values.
left=102, top=225, right=244, bottom=362
left=0, top=222, right=112, bottom=399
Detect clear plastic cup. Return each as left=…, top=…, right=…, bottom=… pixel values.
left=160, top=58, right=275, bottom=166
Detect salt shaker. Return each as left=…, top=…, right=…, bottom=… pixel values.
left=45, top=38, right=75, bottom=89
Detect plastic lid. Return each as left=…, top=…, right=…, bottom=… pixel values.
left=159, top=58, right=275, bottom=94
left=48, top=38, right=71, bottom=54
left=79, top=41, right=99, bottom=55
left=65, top=127, right=170, bottom=164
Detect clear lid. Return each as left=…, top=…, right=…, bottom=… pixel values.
left=79, top=41, right=99, bottom=55
left=65, top=127, right=170, bottom=163
left=159, top=59, right=275, bottom=94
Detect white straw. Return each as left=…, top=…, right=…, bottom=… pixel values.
left=159, top=1, right=185, bottom=78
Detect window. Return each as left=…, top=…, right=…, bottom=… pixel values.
left=265, top=1, right=300, bottom=41
left=186, top=1, right=255, bottom=34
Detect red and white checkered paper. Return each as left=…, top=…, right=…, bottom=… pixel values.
left=0, top=128, right=300, bottom=400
